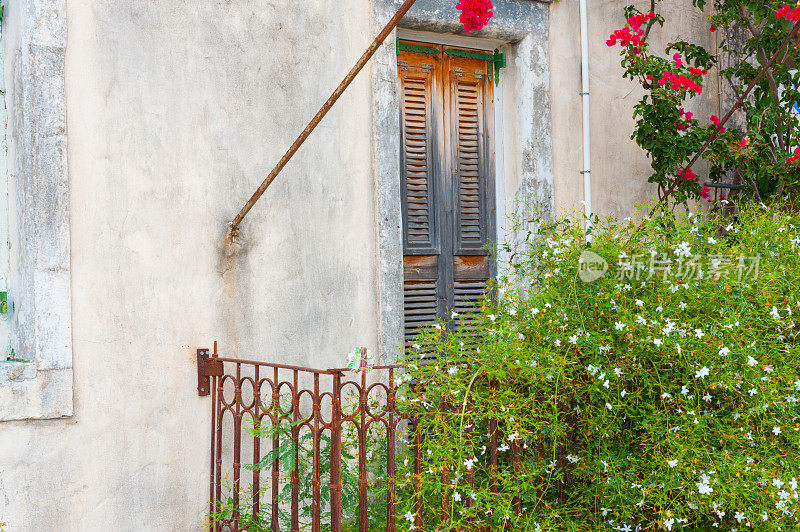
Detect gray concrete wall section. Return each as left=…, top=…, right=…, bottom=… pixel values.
left=0, top=0, right=73, bottom=421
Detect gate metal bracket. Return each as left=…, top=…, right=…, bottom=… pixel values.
left=197, top=347, right=223, bottom=396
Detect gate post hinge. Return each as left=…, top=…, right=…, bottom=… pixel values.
left=197, top=347, right=223, bottom=397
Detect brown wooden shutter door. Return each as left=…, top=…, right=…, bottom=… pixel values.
left=399, top=42, right=495, bottom=351
left=445, top=51, right=495, bottom=344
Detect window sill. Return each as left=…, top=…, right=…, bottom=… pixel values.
left=0, top=365, right=73, bottom=421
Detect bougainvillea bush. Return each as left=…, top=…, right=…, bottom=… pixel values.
left=394, top=203, right=800, bottom=530
left=608, top=1, right=800, bottom=205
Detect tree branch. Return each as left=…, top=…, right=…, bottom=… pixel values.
left=736, top=0, right=787, bottom=152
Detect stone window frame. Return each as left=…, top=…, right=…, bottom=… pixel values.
left=371, top=0, right=554, bottom=362
left=0, top=0, right=73, bottom=421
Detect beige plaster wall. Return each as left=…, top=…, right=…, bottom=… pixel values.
left=550, top=0, right=721, bottom=218
left=0, top=0, right=376, bottom=528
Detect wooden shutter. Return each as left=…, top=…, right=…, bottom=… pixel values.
left=445, top=50, right=495, bottom=346
left=399, top=44, right=443, bottom=349
left=399, top=42, right=495, bottom=352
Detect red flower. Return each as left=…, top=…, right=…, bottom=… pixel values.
left=689, top=67, right=708, bottom=76
left=710, top=25, right=717, bottom=32
left=787, top=147, right=800, bottom=164
left=701, top=186, right=711, bottom=199
left=657, top=71, right=702, bottom=94
left=673, top=53, right=683, bottom=68
left=681, top=168, right=698, bottom=181
left=739, top=137, right=750, bottom=147
left=776, top=4, right=800, bottom=22
left=627, top=11, right=655, bottom=31
left=456, top=0, right=494, bottom=34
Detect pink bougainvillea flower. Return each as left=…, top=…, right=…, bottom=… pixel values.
left=739, top=136, right=750, bottom=147
left=689, top=66, right=708, bottom=76
left=681, top=168, right=697, bottom=181
left=456, top=0, right=494, bottom=34
left=710, top=24, right=717, bottom=32
left=787, top=147, right=800, bottom=164
left=673, top=53, right=683, bottom=68
left=701, top=186, right=711, bottom=199
left=627, top=11, right=655, bottom=31
left=710, top=115, right=726, bottom=132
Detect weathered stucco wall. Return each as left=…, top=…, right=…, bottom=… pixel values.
left=0, top=0, right=719, bottom=529
left=0, top=0, right=376, bottom=528
left=551, top=0, right=720, bottom=218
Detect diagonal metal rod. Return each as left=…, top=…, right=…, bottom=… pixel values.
left=229, top=0, right=421, bottom=235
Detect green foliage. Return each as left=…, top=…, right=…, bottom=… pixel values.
left=393, top=203, right=800, bottom=530
left=613, top=1, right=800, bottom=204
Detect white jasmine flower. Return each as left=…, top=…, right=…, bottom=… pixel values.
left=747, top=356, right=758, bottom=367
left=569, top=335, right=578, bottom=345
left=448, top=366, right=459, bottom=375
left=654, top=338, right=663, bottom=347
left=615, top=321, right=626, bottom=331
left=773, top=426, right=782, bottom=435
left=621, top=389, right=627, bottom=397
left=695, top=366, right=710, bottom=379
left=606, top=402, right=613, bottom=411
left=773, top=477, right=784, bottom=489
left=719, top=346, right=730, bottom=356
left=697, top=474, right=713, bottom=495
left=566, top=454, right=579, bottom=464
left=734, top=511, right=745, bottom=523
left=603, top=380, right=610, bottom=389
left=708, top=237, right=717, bottom=244
left=452, top=492, right=461, bottom=502
left=675, top=242, right=692, bottom=258
left=635, top=299, right=644, bottom=307
left=405, top=511, right=415, bottom=523
left=667, top=459, right=678, bottom=468
left=771, top=306, right=781, bottom=320
left=695, top=329, right=705, bottom=338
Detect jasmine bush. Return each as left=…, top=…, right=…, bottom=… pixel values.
left=394, top=203, right=800, bottom=531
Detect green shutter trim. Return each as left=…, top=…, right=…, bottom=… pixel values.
left=444, top=48, right=506, bottom=86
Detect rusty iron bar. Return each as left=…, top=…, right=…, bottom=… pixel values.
left=228, top=0, right=421, bottom=235
left=651, top=19, right=800, bottom=213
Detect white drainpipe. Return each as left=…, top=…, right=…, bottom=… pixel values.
left=579, top=0, right=592, bottom=226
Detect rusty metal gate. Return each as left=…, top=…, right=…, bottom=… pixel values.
left=197, top=344, right=569, bottom=531
left=197, top=344, right=410, bottom=532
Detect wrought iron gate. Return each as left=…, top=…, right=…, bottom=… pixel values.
left=197, top=344, right=408, bottom=532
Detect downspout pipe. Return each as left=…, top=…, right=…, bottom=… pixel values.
left=579, top=0, right=592, bottom=227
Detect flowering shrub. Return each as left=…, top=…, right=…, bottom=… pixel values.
left=610, top=1, right=800, bottom=204
left=394, top=203, right=800, bottom=530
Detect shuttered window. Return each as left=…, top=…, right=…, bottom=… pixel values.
left=398, top=41, right=496, bottom=351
